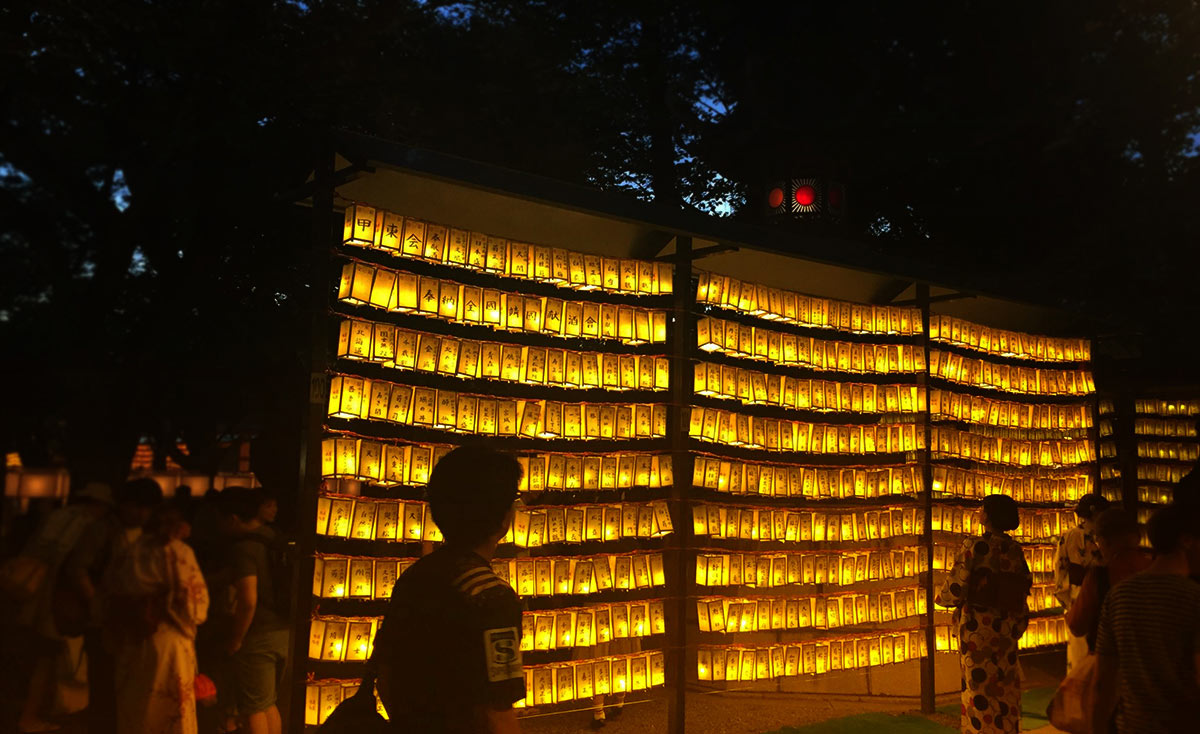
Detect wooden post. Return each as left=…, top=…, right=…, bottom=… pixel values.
left=917, top=282, right=937, bottom=714
left=667, top=236, right=694, bottom=734
left=289, top=132, right=335, bottom=730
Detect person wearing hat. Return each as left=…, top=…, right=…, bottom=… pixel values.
left=13, top=482, right=115, bottom=733
left=1053, top=493, right=1109, bottom=674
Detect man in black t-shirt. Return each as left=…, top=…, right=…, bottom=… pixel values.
left=220, top=487, right=290, bottom=734
left=372, top=445, right=525, bottom=734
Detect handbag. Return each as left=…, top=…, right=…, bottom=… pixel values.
left=1047, top=652, right=1098, bottom=733
left=319, top=673, right=389, bottom=734
left=194, top=673, right=218, bottom=706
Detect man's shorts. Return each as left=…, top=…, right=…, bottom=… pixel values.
left=230, top=628, right=289, bottom=714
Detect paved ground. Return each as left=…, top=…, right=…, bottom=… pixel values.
left=521, top=651, right=1068, bottom=734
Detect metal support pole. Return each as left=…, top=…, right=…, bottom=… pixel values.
left=289, top=132, right=335, bottom=731
left=1115, top=390, right=1139, bottom=512
left=667, top=236, right=694, bottom=734
left=917, top=282, right=937, bottom=714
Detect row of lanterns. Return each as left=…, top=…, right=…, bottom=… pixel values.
left=339, top=263, right=668, bottom=344
left=692, top=504, right=923, bottom=544
left=519, top=651, right=665, bottom=708
left=310, top=600, right=666, bottom=665
left=308, top=616, right=377, bottom=662
left=697, top=317, right=926, bottom=374
left=696, top=618, right=1067, bottom=684
left=304, top=649, right=667, bottom=726
left=316, top=495, right=441, bottom=543
left=931, top=465, right=1093, bottom=504
left=1020, top=617, right=1071, bottom=650
left=508, top=502, right=673, bottom=546
left=329, top=374, right=669, bottom=439
left=1023, top=545, right=1059, bottom=574
left=689, top=407, right=926, bottom=454
left=930, top=350, right=1095, bottom=396
left=313, top=551, right=667, bottom=600
left=342, top=202, right=675, bottom=296
left=516, top=452, right=673, bottom=492
left=305, top=679, right=384, bottom=726
left=1136, top=440, right=1200, bottom=462
left=697, top=631, right=923, bottom=682
left=928, top=315, right=1091, bottom=363
left=693, top=362, right=926, bottom=414
left=691, top=458, right=922, bottom=499
left=313, top=553, right=415, bottom=599
left=694, top=547, right=930, bottom=589
left=521, top=600, right=666, bottom=650
left=322, top=438, right=676, bottom=491
left=1134, top=398, right=1200, bottom=416
left=338, top=318, right=672, bottom=390
left=697, top=588, right=926, bottom=633
left=930, top=389, right=1093, bottom=431
left=932, top=426, right=1095, bottom=467
left=691, top=503, right=1073, bottom=546
left=321, top=438, right=443, bottom=487
left=318, top=495, right=674, bottom=547
left=1137, top=486, right=1174, bottom=505
left=1136, top=463, right=1190, bottom=483
left=1133, top=417, right=1198, bottom=438
left=497, top=552, right=667, bottom=597
left=695, top=271, right=922, bottom=336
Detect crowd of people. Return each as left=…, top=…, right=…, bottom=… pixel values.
left=937, top=487, right=1200, bottom=734
left=4, top=446, right=1200, bottom=734
left=1, top=480, right=289, bottom=734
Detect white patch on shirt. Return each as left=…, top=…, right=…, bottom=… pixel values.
left=483, top=626, right=523, bottom=682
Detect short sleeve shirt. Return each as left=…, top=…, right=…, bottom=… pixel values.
left=374, top=546, right=524, bottom=733
left=1096, top=574, right=1200, bottom=734
left=229, top=527, right=286, bottom=633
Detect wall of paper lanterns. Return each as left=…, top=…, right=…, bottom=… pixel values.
left=1097, top=396, right=1199, bottom=547
left=927, top=312, right=1095, bottom=653
left=308, top=202, right=679, bottom=720
left=303, top=197, right=1097, bottom=721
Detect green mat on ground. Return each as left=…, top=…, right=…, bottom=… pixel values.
left=761, top=686, right=1060, bottom=733
left=761, top=712, right=956, bottom=734
left=1020, top=686, right=1056, bottom=730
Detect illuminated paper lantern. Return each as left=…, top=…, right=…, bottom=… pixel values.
left=342, top=203, right=377, bottom=247
left=328, top=376, right=368, bottom=419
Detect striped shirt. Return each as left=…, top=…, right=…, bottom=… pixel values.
left=1096, top=574, right=1200, bottom=734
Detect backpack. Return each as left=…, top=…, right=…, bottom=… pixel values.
left=234, top=531, right=293, bottom=617
left=319, top=673, right=389, bottom=734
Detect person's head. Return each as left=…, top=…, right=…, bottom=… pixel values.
left=217, top=486, right=263, bottom=534
left=1094, top=507, right=1140, bottom=560
left=1157, top=491, right=1200, bottom=570
left=1146, top=502, right=1200, bottom=567
left=427, top=445, right=522, bottom=549
left=255, top=490, right=278, bottom=525
left=145, top=505, right=190, bottom=543
left=116, top=478, right=164, bottom=528
left=1074, top=494, right=1110, bottom=524
left=981, top=494, right=1020, bottom=533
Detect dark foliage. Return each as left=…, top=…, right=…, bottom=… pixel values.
left=2, top=1, right=1197, bottom=483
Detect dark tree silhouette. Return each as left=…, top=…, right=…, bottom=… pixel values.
left=2, top=0, right=1197, bottom=485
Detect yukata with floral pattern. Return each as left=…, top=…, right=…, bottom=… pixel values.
left=936, top=531, right=1031, bottom=734
left=111, top=535, right=210, bottom=734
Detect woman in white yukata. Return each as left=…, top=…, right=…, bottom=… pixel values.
left=109, top=506, right=209, bottom=734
